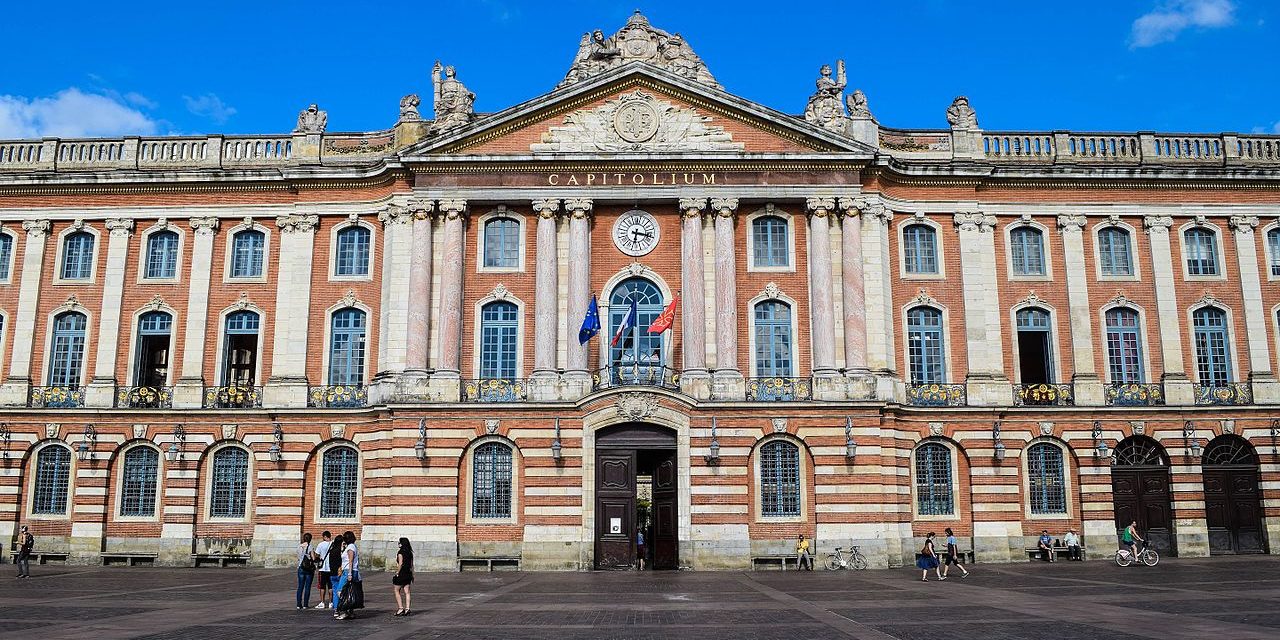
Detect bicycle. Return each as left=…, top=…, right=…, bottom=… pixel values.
left=825, top=545, right=869, bottom=571
left=1114, top=541, right=1159, bottom=567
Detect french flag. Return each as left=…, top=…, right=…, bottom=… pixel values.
left=611, top=299, right=638, bottom=347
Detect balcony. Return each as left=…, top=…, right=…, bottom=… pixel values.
left=1013, top=383, right=1074, bottom=407
left=746, top=377, right=813, bottom=401
left=116, top=386, right=173, bottom=409
left=592, top=365, right=680, bottom=392
left=905, top=383, right=967, bottom=407
left=28, top=386, right=84, bottom=408
left=1194, top=382, right=1252, bottom=406
left=308, top=385, right=368, bottom=408
left=203, top=385, right=262, bottom=409
left=462, top=379, right=528, bottom=403
left=1105, top=383, right=1165, bottom=407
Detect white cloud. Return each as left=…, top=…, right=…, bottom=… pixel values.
left=0, top=87, right=159, bottom=139
left=1130, top=0, right=1236, bottom=48
left=183, top=93, right=236, bottom=124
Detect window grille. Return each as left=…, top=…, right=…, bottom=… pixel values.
left=479, top=302, right=518, bottom=379
left=1098, top=227, right=1134, bottom=276
left=1027, top=443, right=1066, bottom=515
left=1184, top=228, right=1219, bottom=276
left=903, top=224, right=938, bottom=275
left=760, top=440, right=801, bottom=517
left=1105, top=308, right=1144, bottom=383
left=120, top=447, right=159, bottom=517
left=752, top=216, right=789, bottom=267
left=335, top=226, right=371, bottom=276
left=61, top=231, right=95, bottom=280
left=1113, top=436, right=1167, bottom=467
left=483, top=218, right=519, bottom=268
left=230, top=230, right=265, bottom=278
left=914, top=443, right=953, bottom=516
left=49, top=312, right=88, bottom=388
left=1202, top=436, right=1257, bottom=466
left=320, top=446, right=358, bottom=519
left=472, top=442, right=513, bottom=518
left=1192, top=307, right=1231, bottom=386
left=906, top=307, right=945, bottom=384
left=33, top=446, right=72, bottom=515
left=145, top=230, right=179, bottom=279
left=1010, top=226, right=1046, bottom=275
left=210, top=447, right=249, bottom=518
left=328, top=309, right=367, bottom=385
left=754, top=301, right=793, bottom=377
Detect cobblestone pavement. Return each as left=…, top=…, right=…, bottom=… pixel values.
left=0, top=556, right=1278, bottom=639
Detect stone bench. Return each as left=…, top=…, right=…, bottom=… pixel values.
left=10, top=551, right=69, bottom=565
left=192, top=553, right=250, bottom=567
left=751, top=555, right=803, bottom=571
left=1025, top=545, right=1086, bottom=561
left=101, top=552, right=158, bottom=566
left=458, top=556, right=520, bottom=572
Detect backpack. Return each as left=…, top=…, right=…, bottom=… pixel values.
left=300, top=543, right=316, bottom=573
left=328, top=542, right=343, bottom=571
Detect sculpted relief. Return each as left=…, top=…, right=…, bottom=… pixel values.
left=561, top=11, right=720, bottom=89
left=531, top=90, right=744, bottom=152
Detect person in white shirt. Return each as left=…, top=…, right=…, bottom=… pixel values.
left=313, top=531, right=333, bottom=609
left=333, top=531, right=361, bottom=620
left=1063, top=529, right=1082, bottom=561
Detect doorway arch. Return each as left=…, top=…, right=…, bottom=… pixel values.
left=1202, top=435, right=1265, bottom=554
left=593, top=422, right=679, bottom=570
left=1111, top=435, right=1175, bottom=555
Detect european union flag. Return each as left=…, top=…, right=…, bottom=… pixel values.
left=578, top=294, right=601, bottom=344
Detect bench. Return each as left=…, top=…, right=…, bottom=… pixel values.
left=752, top=555, right=803, bottom=571
left=192, top=553, right=250, bottom=568
left=1025, top=545, right=1086, bottom=561
left=101, top=552, right=158, bottom=566
left=10, top=551, right=69, bottom=565
left=457, top=556, right=520, bottom=572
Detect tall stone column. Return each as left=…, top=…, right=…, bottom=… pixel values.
left=173, top=217, right=218, bottom=408
left=0, top=220, right=50, bottom=406
left=1144, top=215, right=1194, bottom=405
left=264, top=213, right=319, bottom=408
left=679, top=198, right=710, bottom=399
left=954, top=211, right=1012, bottom=406
left=838, top=198, right=871, bottom=398
left=859, top=203, right=898, bottom=401
left=85, top=218, right=135, bottom=408
left=710, top=197, right=744, bottom=400
left=369, top=204, right=414, bottom=404
left=806, top=198, right=842, bottom=399
left=1057, top=215, right=1104, bottom=406
left=563, top=199, right=593, bottom=397
left=431, top=200, right=468, bottom=399
left=404, top=199, right=435, bottom=378
left=1229, top=215, right=1280, bottom=403
left=530, top=198, right=562, bottom=400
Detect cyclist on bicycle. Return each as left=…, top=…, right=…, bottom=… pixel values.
left=1121, top=520, right=1144, bottom=560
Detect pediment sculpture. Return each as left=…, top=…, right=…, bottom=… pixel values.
left=804, top=61, right=849, bottom=133
left=431, top=61, right=476, bottom=134
left=561, top=11, right=720, bottom=89
left=531, top=90, right=744, bottom=152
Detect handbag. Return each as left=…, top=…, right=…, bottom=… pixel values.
left=351, top=578, right=365, bottom=609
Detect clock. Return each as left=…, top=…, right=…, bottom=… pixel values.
left=612, top=209, right=660, bottom=256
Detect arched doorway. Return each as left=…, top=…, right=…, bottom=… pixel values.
left=594, top=423, right=677, bottom=570
left=1202, top=435, right=1265, bottom=554
left=1111, top=436, right=1175, bottom=555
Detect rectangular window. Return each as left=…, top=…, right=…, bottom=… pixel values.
left=0, top=234, right=12, bottom=280
left=1185, top=229, right=1219, bottom=276
left=1098, top=228, right=1134, bottom=277
left=760, top=442, right=801, bottom=517
left=483, top=219, right=519, bottom=269
left=903, top=225, right=938, bottom=275
left=1194, top=328, right=1231, bottom=386
left=335, top=227, right=371, bottom=276
left=49, top=330, right=86, bottom=387
left=1268, top=229, right=1280, bottom=277
left=230, top=232, right=265, bottom=278
left=1106, top=328, right=1143, bottom=383
left=61, top=233, right=94, bottom=280
left=914, top=445, right=953, bottom=516
left=1010, top=228, right=1046, bottom=275
left=480, top=304, right=518, bottom=379
left=752, top=217, right=789, bottom=268
left=907, top=312, right=945, bottom=384
left=145, top=232, right=179, bottom=279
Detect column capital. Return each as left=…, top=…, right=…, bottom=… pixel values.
left=679, top=197, right=707, bottom=218
left=953, top=210, right=996, bottom=232
left=564, top=198, right=593, bottom=219
left=275, top=213, right=320, bottom=234
left=21, top=219, right=50, bottom=239
left=406, top=198, right=435, bottom=220
left=805, top=197, right=836, bottom=217
left=378, top=204, right=413, bottom=226
left=531, top=199, right=561, bottom=219
left=437, top=199, right=468, bottom=220
left=1229, top=215, right=1260, bottom=234
left=1142, top=214, right=1174, bottom=233
left=837, top=197, right=865, bottom=218
left=1056, top=214, right=1088, bottom=232
left=189, top=216, right=220, bottom=236
left=104, top=218, right=135, bottom=237
left=709, top=197, right=738, bottom=216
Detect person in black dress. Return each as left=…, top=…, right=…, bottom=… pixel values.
left=392, top=537, right=414, bottom=616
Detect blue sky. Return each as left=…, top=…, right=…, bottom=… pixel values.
left=1, top=0, right=1276, bottom=138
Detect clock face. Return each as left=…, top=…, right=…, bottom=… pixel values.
left=612, top=210, right=660, bottom=256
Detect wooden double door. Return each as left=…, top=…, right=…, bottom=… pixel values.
left=1111, top=467, right=1175, bottom=555
left=1204, top=466, right=1264, bottom=554
left=594, top=424, right=678, bottom=570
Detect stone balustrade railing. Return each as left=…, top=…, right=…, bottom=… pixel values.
left=979, top=130, right=1280, bottom=166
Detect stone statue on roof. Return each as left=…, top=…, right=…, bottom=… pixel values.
left=946, top=96, right=979, bottom=129
left=293, top=104, right=327, bottom=134
left=846, top=89, right=874, bottom=120
left=804, top=61, right=848, bottom=133
left=399, top=94, right=421, bottom=122
left=560, top=11, right=721, bottom=89
left=431, top=61, right=476, bottom=134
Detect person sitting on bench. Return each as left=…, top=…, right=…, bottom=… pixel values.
left=1063, top=529, right=1081, bottom=561
left=1037, top=530, right=1054, bottom=562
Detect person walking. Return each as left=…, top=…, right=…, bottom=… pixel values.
left=333, top=531, right=361, bottom=620
left=1063, top=529, right=1082, bottom=561
left=636, top=528, right=646, bottom=570
left=295, top=532, right=315, bottom=609
left=916, top=532, right=942, bottom=581
left=314, top=531, right=333, bottom=609
left=15, top=525, right=33, bottom=579
left=940, top=527, right=968, bottom=579
left=392, top=537, right=414, bottom=616
left=796, top=534, right=813, bottom=571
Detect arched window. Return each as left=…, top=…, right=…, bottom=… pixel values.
left=479, top=301, right=518, bottom=379
left=222, top=310, right=260, bottom=387
left=1098, top=227, right=1134, bottom=276
left=209, top=447, right=249, bottom=518
left=319, top=446, right=358, bottom=519
left=1268, top=228, right=1280, bottom=277
left=144, top=230, right=180, bottom=279
left=49, top=311, right=88, bottom=388
left=1015, top=307, right=1054, bottom=384
left=1192, top=307, right=1231, bottom=386
left=1027, top=443, right=1066, bottom=515
left=752, top=216, right=789, bottom=268
left=0, top=232, right=13, bottom=280
left=482, top=217, right=520, bottom=269
left=608, top=278, right=664, bottom=372
left=1202, top=435, right=1257, bottom=466
left=1010, top=226, right=1046, bottom=275
left=334, top=226, right=371, bottom=276
left=759, top=440, right=801, bottom=517
left=134, top=311, right=172, bottom=388
left=1113, top=436, right=1167, bottom=467
left=61, top=231, right=95, bottom=280
left=914, top=442, right=953, bottom=516
left=1184, top=227, right=1219, bottom=276
left=328, top=309, right=367, bottom=385
left=906, top=306, right=944, bottom=384
left=902, top=224, right=938, bottom=275
left=120, top=446, right=159, bottom=517
left=1105, top=308, right=1144, bottom=383
left=32, top=445, right=72, bottom=515
left=472, top=442, right=513, bottom=519
left=230, top=229, right=265, bottom=278
left=753, top=301, right=793, bottom=377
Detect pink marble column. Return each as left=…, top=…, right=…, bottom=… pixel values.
left=405, top=199, right=435, bottom=374
left=532, top=199, right=561, bottom=376
left=838, top=198, right=867, bottom=373
left=806, top=197, right=838, bottom=376
left=564, top=199, right=593, bottom=376
left=711, top=198, right=739, bottom=376
left=436, top=199, right=468, bottom=374
left=679, top=198, right=707, bottom=374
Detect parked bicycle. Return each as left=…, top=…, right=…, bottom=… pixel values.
left=825, top=545, right=869, bottom=571
left=1114, top=541, right=1159, bottom=567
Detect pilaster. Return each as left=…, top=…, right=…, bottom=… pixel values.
left=710, top=197, right=743, bottom=399
left=678, top=198, right=711, bottom=400
left=563, top=198, right=594, bottom=397
left=1229, top=215, right=1280, bottom=403
left=860, top=203, right=899, bottom=401
left=1144, top=215, right=1194, bottom=405
left=1057, top=214, right=1104, bottom=406
left=263, top=213, right=319, bottom=408
left=85, top=218, right=135, bottom=408
left=368, top=204, right=417, bottom=404
left=0, top=220, right=50, bottom=406
left=173, top=217, right=219, bottom=408
left=530, top=198, right=562, bottom=401
left=954, top=211, right=1011, bottom=405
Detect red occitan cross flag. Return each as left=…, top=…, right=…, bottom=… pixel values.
left=647, top=294, right=679, bottom=334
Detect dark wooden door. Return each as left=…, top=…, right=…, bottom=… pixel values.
left=652, top=452, right=678, bottom=570
left=1204, top=467, right=1264, bottom=554
left=1112, top=467, right=1175, bottom=555
left=595, top=449, right=636, bottom=569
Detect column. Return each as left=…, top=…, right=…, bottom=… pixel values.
left=710, top=197, right=744, bottom=399
left=369, top=204, right=414, bottom=404
left=954, top=211, right=1012, bottom=405
left=806, top=198, right=842, bottom=399
left=1143, top=215, right=1194, bottom=405
left=0, top=220, right=50, bottom=406
left=264, top=213, right=319, bottom=408
left=85, top=218, right=134, bottom=408
left=1229, top=215, right=1280, bottom=402
left=838, top=198, right=871, bottom=398
left=433, top=199, right=467, bottom=387
left=404, top=199, right=435, bottom=378
left=1057, top=214, right=1104, bottom=406
left=859, top=203, right=898, bottom=400
left=530, top=198, right=561, bottom=400
left=173, top=217, right=218, bottom=408
left=679, top=198, right=710, bottom=399
left=563, top=199, right=593, bottom=394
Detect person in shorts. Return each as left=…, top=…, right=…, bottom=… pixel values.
left=940, top=527, right=968, bottom=579
left=314, top=531, right=333, bottom=609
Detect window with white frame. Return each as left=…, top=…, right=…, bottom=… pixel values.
left=32, top=445, right=72, bottom=515
left=119, top=447, right=159, bottom=517
left=0, top=232, right=13, bottom=280
left=1027, top=442, right=1066, bottom=515
left=319, top=446, right=358, bottom=519
left=1184, top=227, right=1220, bottom=276
left=222, top=311, right=260, bottom=387
left=60, top=231, right=95, bottom=280
left=328, top=308, right=367, bottom=386
left=1010, top=226, right=1046, bottom=276
left=1192, top=306, right=1232, bottom=386
left=144, top=230, right=179, bottom=279
left=471, top=442, right=513, bottom=519
left=914, top=442, right=953, bottom=516
left=229, top=230, right=265, bottom=278
left=1098, top=227, right=1134, bottom=277
left=759, top=440, right=801, bottom=517
left=1268, top=228, right=1280, bottom=277
left=1105, top=308, right=1144, bottom=383
left=482, top=217, right=519, bottom=269
left=906, top=306, right=945, bottom=384
left=134, top=311, right=172, bottom=388
left=479, top=301, right=518, bottom=379
left=48, top=311, right=87, bottom=388
left=751, top=216, right=789, bottom=268
left=753, top=300, right=793, bottom=377
left=902, top=224, right=938, bottom=275
left=209, top=446, right=249, bottom=518
left=334, top=226, right=371, bottom=277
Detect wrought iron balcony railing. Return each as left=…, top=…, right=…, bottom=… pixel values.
left=308, top=385, right=368, bottom=408
left=1013, top=383, right=1075, bottom=407
left=116, top=386, right=172, bottom=409
left=746, top=377, right=813, bottom=401
left=204, top=385, right=262, bottom=409
left=1194, top=382, right=1252, bottom=406
left=28, top=386, right=84, bottom=408
left=462, top=379, right=528, bottom=403
left=592, top=365, right=680, bottom=392
left=1104, top=382, right=1165, bottom=407
left=905, top=383, right=967, bottom=407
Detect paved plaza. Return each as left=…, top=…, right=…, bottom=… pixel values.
left=0, top=556, right=1277, bottom=639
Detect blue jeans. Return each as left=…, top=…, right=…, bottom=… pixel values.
left=296, top=568, right=312, bottom=608
left=332, top=570, right=359, bottom=610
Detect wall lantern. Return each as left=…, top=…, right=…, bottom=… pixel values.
left=77, top=424, right=97, bottom=462
left=414, top=418, right=427, bottom=461
left=992, top=420, right=1006, bottom=462
left=166, top=424, right=186, bottom=463
left=552, top=418, right=563, bottom=462
left=704, top=417, right=721, bottom=465
left=1092, top=421, right=1109, bottom=459
left=844, top=417, right=857, bottom=460
left=1183, top=420, right=1201, bottom=459
left=269, top=422, right=284, bottom=463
